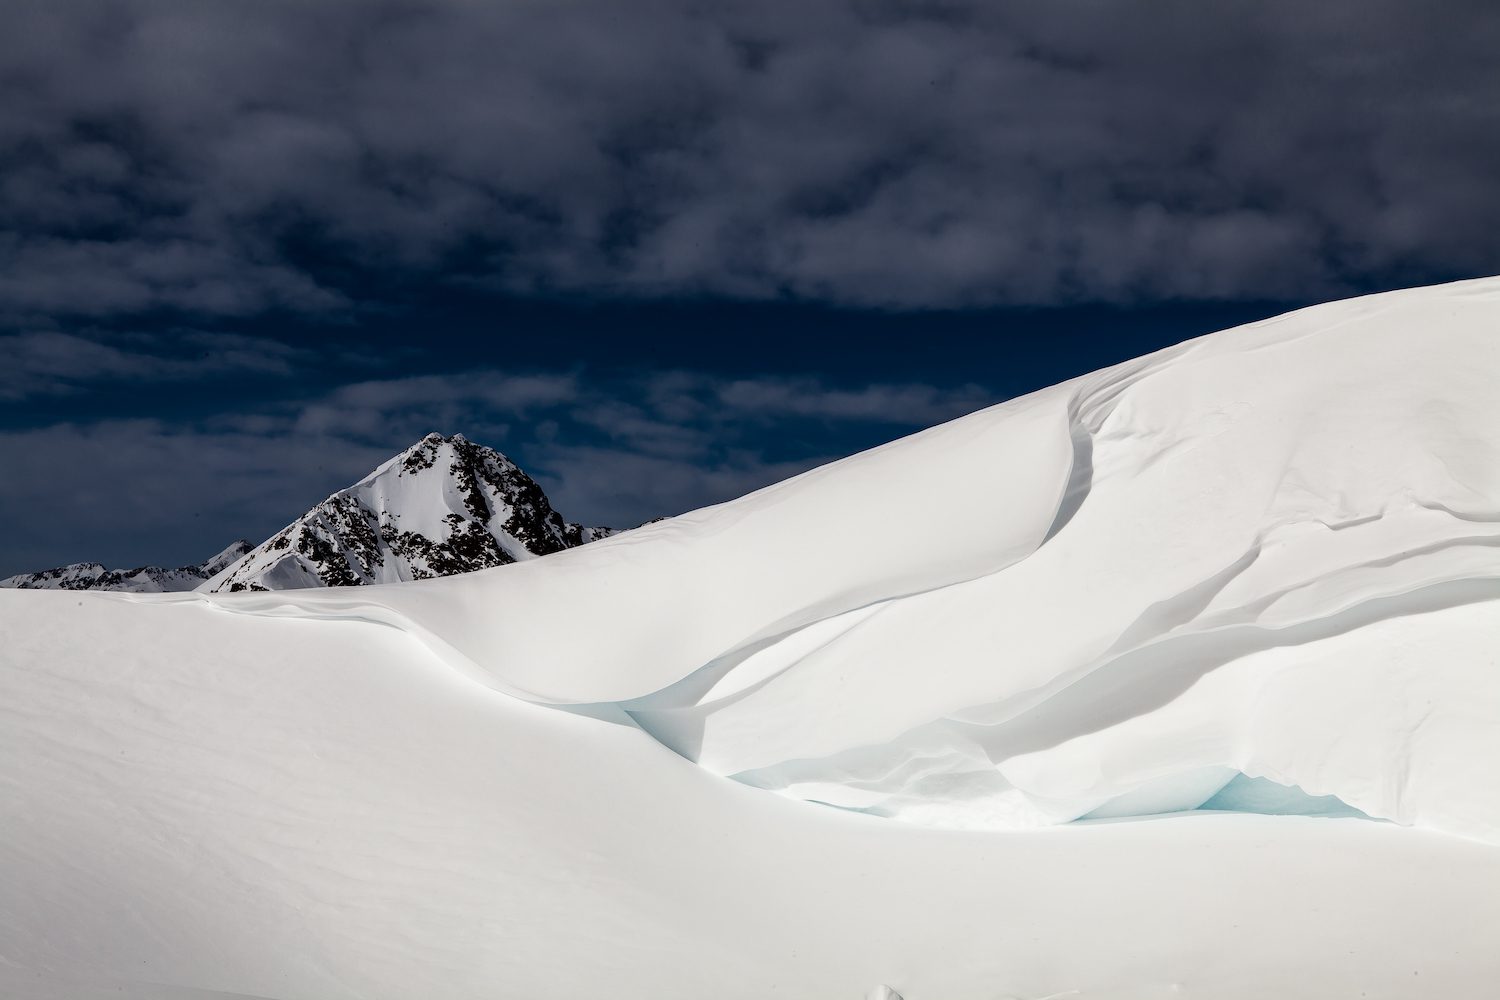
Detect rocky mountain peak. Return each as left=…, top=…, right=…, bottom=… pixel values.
left=3, top=436, right=614, bottom=595
left=203, top=434, right=611, bottom=593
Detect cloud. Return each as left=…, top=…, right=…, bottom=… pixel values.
left=290, top=372, right=582, bottom=439
left=715, top=376, right=994, bottom=425
left=0, top=236, right=347, bottom=319
left=0, top=366, right=995, bottom=572
left=530, top=444, right=833, bottom=531
left=305, top=366, right=998, bottom=528
left=0, top=419, right=395, bottom=574
left=2, top=0, right=1497, bottom=320
left=0, top=329, right=311, bottom=400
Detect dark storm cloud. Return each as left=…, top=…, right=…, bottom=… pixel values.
left=3, top=0, right=1498, bottom=318
left=0, top=329, right=310, bottom=400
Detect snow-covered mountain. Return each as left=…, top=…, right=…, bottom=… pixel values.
left=204, top=433, right=611, bottom=592
left=0, top=540, right=252, bottom=593
left=3, top=277, right=1500, bottom=999
left=1, top=434, right=607, bottom=595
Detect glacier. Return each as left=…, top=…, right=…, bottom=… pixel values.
left=2, top=276, right=1498, bottom=998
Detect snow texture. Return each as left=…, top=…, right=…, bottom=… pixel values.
left=2, top=277, right=1499, bottom=998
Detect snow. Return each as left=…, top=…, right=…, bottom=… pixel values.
left=4, top=588, right=1499, bottom=1000
left=203, top=433, right=607, bottom=592
left=3, top=276, right=1499, bottom=997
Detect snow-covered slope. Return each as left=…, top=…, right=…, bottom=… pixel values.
left=0, top=540, right=251, bottom=593
left=203, top=433, right=610, bottom=592
left=3, top=277, right=1499, bottom=999
left=201, top=276, right=1500, bottom=843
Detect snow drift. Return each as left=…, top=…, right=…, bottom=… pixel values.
left=191, top=275, right=1500, bottom=842
left=3, top=276, right=1499, bottom=999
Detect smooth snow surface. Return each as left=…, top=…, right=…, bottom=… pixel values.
left=4, top=277, right=1499, bottom=998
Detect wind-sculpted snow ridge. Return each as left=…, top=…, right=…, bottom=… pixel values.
left=191, top=276, right=1500, bottom=845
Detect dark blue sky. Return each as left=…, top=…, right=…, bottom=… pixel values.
left=0, top=292, right=1349, bottom=576
left=3, top=1, right=1498, bottom=575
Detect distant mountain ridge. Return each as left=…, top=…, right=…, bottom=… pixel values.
left=0, top=540, right=253, bottom=593
left=2, top=434, right=614, bottom=594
